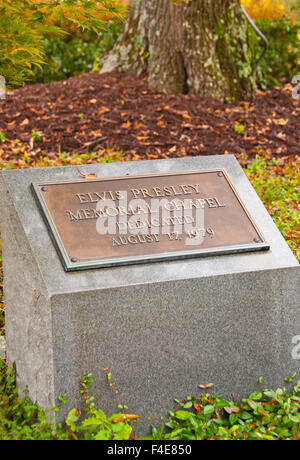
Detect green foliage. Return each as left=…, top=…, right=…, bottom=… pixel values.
left=255, top=15, right=300, bottom=84
left=0, top=1, right=60, bottom=86
left=245, top=156, right=300, bottom=261
left=289, top=0, right=300, bottom=17
left=0, top=132, right=8, bottom=143
left=1, top=358, right=299, bottom=440
left=0, top=0, right=125, bottom=87
left=0, top=359, right=72, bottom=439
left=65, top=373, right=136, bottom=440
left=144, top=378, right=300, bottom=440
left=234, top=124, right=246, bottom=135
left=31, top=130, right=44, bottom=142
left=31, top=19, right=123, bottom=83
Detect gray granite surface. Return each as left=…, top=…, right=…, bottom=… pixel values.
left=0, top=155, right=299, bottom=432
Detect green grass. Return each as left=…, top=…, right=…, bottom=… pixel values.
left=245, top=156, right=300, bottom=262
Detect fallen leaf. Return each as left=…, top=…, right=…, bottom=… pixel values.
left=275, top=132, right=286, bottom=141
left=132, top=122, right=141, bottom=130
left=98, top=106, right=110, bottom=115
left=157, top=119, right=166, bottom=128
left=112, top=414, right=140, bottom=423
left=20, top=118, right=29, bottom=126
left=121, top=120, right=131, bottom=129
left=77, top=169, right=97, bottom=179
left=199, top=383, right=214, bottom=389
left=274, top=118, right=289, bottom=126
left=181, top=111, right=193, bottom=121
left=255, top=91, right=267, bottom=98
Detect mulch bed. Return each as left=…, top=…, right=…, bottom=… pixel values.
left=0, top=71, right=299, bottom=163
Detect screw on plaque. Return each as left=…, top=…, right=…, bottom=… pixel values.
left=217, top=172, right=223, bottom=177
left=41, top=186, right=48, bottom=192
left=253, top=237, right=260, bottom=243
left=71, top=257, right=79, bottom=263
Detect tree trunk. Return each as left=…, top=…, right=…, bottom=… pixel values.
left=100, top=0, right=256, bottom=101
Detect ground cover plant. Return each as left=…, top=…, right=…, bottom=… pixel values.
left=0, top=359, right=299, bottom=440
left=146, top=378, right=300, bottom=440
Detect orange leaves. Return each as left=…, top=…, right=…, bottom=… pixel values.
left=199, top=383, right=214, bottom=389
left=157, top=119, right=166, bottom=128
left=241, top=0, right=294, bottom=21
left=181, top=111, right=193, bottom=121
left=20, top=118, right=29, bottom=127
left=77, top=169, right=97, bottom=180
left=1, top=70, right=299, bottom=171
left=255, top=91, right=268, bottom=98
left=273, top=118, right=289, bottom=126
left=121, top=120, right=131, bottom=129
left=98, top=106, right=110, bottom=115
left=121, top=119, right=143, bottom=130
left=10, top=48, right=28, bottom=55
left=111, top=414, right=140, bottom=424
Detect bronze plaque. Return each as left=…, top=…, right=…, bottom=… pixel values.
left=31, top=169, right=269, bottom=271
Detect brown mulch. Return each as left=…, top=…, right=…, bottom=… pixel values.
left=0, top=71, right=299, bottom=162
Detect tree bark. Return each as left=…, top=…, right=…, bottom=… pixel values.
left=100, top=0, right=255, bottom=101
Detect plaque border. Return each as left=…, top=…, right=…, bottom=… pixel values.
left=31, top=168, right=270, bottom=272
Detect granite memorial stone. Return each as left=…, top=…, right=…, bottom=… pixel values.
left=0, top=155, right=299, bottom=433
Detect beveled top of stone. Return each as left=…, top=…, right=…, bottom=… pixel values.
left=0, top=155, right=298, bottom=295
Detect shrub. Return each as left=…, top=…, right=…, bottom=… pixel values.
left=31, top=18, right=123, bottom=83
left=256, top=15, right=300, bottom=82
left=144, top=379, right=300, bottom=440
left=241, top=1, right=300, bottom=83
left=0, top=0, right=126, bottom=87
left=0, top=359, right=72, bottom=440
left=242, top=0, right=296, bottom=20
left=1, top=359, right=299, bottom=440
